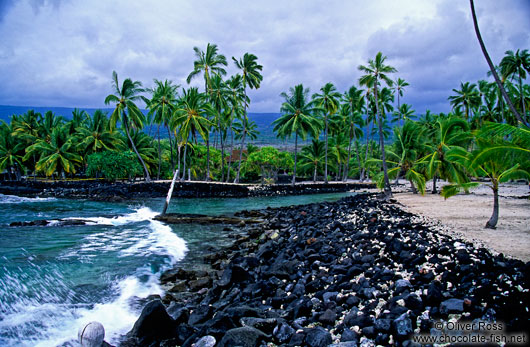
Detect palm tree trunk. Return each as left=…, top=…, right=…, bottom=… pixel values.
left=167, top=127, right=175, bottom=172
left=226, top=118, right=234, bottom=182
left=432, top=174, right=438, bottom=194
left=469, top=0, right=528, bottom=128
left=409, top=178, right=418, bottom=194
left=180, top=141, right=188, bottom=182
left=361, top=121, right=372, bottom=181
left=344, top=134, right=352, bottom=182
left=519, top=76, right=527, bottom=122
left=354, top=139, right=362, bottom=180
left=219, top=120, right=225, bottom=182
left=292, top=132, right=298, bottom=186
left=124, top=117, right=151, bottom=182
left=324, top=115, right=329, bottom=183
left=161, top=167, right=180, bottom=215
left=205, top=138, right=211, bottom=181
left=235, top=124, right=246, bottom=183
left=485, top=182, right=499, bottom=229
left=157, top=124, right=161, bottom=180
left=313, top=163, right=317, bottom=183
left=374, top=84, right=392, bottom=198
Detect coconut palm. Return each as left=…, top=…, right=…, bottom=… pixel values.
left=312, top=82, right=341, bottom=183
left=232, top=53, right=263, bottom=183
left=469, top=0, right=528, bottom=127
left=12, top=110, right=41, bottom=178
left=420, top=116, right=472, bottom=194
left=393, top=77, right=409, bottom=123
left=104, top=71, right=151, bottom=182
left=448, top=82, right=481, bottom=121
left=328, top=132, right=349, bottom=180
left=24, top=124, right=82, bottom=178
left=392, top=103, right=416, bottom=125
left=187, top=43, right=228, bottom=181
left=224, top=74, right=246, bottom=182
left=442, top=136, right=529, bottom=229
left=500, top=49, right=530, bottom=121
left=342, top=86, right=365, bottom=180
left=76, top=110, right=123, bottom=155
left=273, top=84, right=320, bottom=185
left=359, top=52, right=397, bottom=197
left=147, top=79, right=179, bottom=178
left=299, top=139, right=326, bottom=182
left=0, top=121, right=25, bottom=180
left=162, top=88, right=212, bottom=215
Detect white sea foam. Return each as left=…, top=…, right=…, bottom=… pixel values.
left=0, top=194, right=57, bottom=204
left=77, top=206, right=158, bottom=226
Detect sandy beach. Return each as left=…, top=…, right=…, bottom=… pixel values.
left=392, top=181, right=530, bottom=262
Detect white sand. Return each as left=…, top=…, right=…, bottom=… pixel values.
left=391, top=181, right=530, bottom=262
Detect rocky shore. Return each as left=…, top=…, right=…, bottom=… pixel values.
left=0, top=180, right=373, bottom=201
left=120, top=193, right=530, bottom=346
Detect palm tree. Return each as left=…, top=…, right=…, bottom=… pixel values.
left=12, top=110, right=40, bottom=179
left=448, top=82, right=481, bottom=121
left=342, top=86, right=365, bottom=181
left=500, top=49, right=530, bottom=121
left=24, top=125, right=82, bottom=178
left=393, top=77, right=409, bottom=125
left=469, top=0, right=528, bottom=127
left=312, top=82, right=341, bottom=183
left=299, top=139, right=326, bottom=182
left=76, top=110, right=123, bottom=155
left=104, top=71, right=151, bottom=181
left=0, top=121, right=25, bottom=180
left=328, top=132, right=349, bottom=180
left=232, top=53, right=263, bottom=183
left=392, top=103, right=416, bottom=125
left=187, top=43, right=228, bottom=181
left=163, top=88, right=211, bottom=215
left=147, top=79, right=179, bottom=179
left=421, top=116, right=472, bottom=194
left=273, top=84, right=320, bottom=185
left=359, top=52, right=397, bottom=198
left=224, top=74, right=246, bottom=182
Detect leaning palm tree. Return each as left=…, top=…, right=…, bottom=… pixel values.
left=163, top=88, right=211, bottom=215
left=232, top=53, right=263, bottom=183
left=273, top=84, right=320, bottom=185
left=312, top=82, right=341, bottom=183
left=147, top=79, right=179, bottom=179
left=104, top=71, right=151, bottom=181
left=187, top=43, right=228, bottom=181
left=469, top=0, right=528, bottom=127
left=358, top=52, right=397, bottom=198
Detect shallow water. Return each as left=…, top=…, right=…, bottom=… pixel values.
left=0, top=192, right=352, bottom=346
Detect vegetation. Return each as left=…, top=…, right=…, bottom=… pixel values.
left=1, top=39, right=528, bottom=228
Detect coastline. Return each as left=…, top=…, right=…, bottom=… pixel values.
left=0, top=180, right=375, bottom=201
left=121, top=193, right=529, bottom=346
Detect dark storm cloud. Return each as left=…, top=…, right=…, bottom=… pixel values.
left=0, top=0, right=528, bottom=113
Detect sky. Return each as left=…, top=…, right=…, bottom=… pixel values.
left=0, top=0, right=529, bottom=114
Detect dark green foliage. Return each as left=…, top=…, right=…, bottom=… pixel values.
left=86, top=151, right=142, bottom=181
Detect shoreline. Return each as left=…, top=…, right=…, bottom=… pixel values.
left=0, top=180, right=375, bottom=201
left=121, top=193, right=529, bottom=346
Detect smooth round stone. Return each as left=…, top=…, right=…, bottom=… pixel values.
left=78, top=321, right=105, bottom=347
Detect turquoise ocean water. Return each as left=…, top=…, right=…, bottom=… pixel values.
left=0, top=192, right=351, bottom=346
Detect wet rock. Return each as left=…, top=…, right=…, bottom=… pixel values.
left=273, top=322, right=295, bottom=343
left=188, top=305, right=213, bottom=326
left=393, top=313, right=413, bottom=339
left=305, top=326, right=332, bottom=347
left=217, top=326, right=267, bottom=347
left=192, top=335, right=216, bottom=347
left=126, top=300, right=176, bottom=345
left=240, top=317, right=279, bottom=335
left=319, top=309, right=337, bottom=325
left=340, top=328, right=359, bottom=343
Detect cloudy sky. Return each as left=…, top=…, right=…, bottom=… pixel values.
left=0, top=0, right=529, bottom=114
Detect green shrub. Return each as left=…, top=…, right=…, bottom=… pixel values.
left=86, top=151, right=142, bottom=181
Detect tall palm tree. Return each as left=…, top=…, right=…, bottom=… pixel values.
left=359, top=52, right=397, bottom=198
left=163, top=88, right=212, bottom=215
left=273, top=84, right=320, bottom=185
left=0, top=121, right=25, bottom=180
left=12, top=110, right=40, bottom=179
left=393, top=77, right=409, bottom=125
left=147, top=79, right=179, bottom=179
left=342, top=86, right=365, bottom=181
left=104, top=71, right=151, bottom=181
left=187, top=43, right=228, bottom=181
left=392, top=103, right=416, bottom=125
left=500, top=49, right=530, bottom=121
left=224, top=74, right=246, bottom=182
left=312, top=82, right=341, bottom=183
left=232, top=53, right=263, bottom=183
left=469, top=0, right=528, bottom=127
left=448, top=82, right=481, bottom=121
